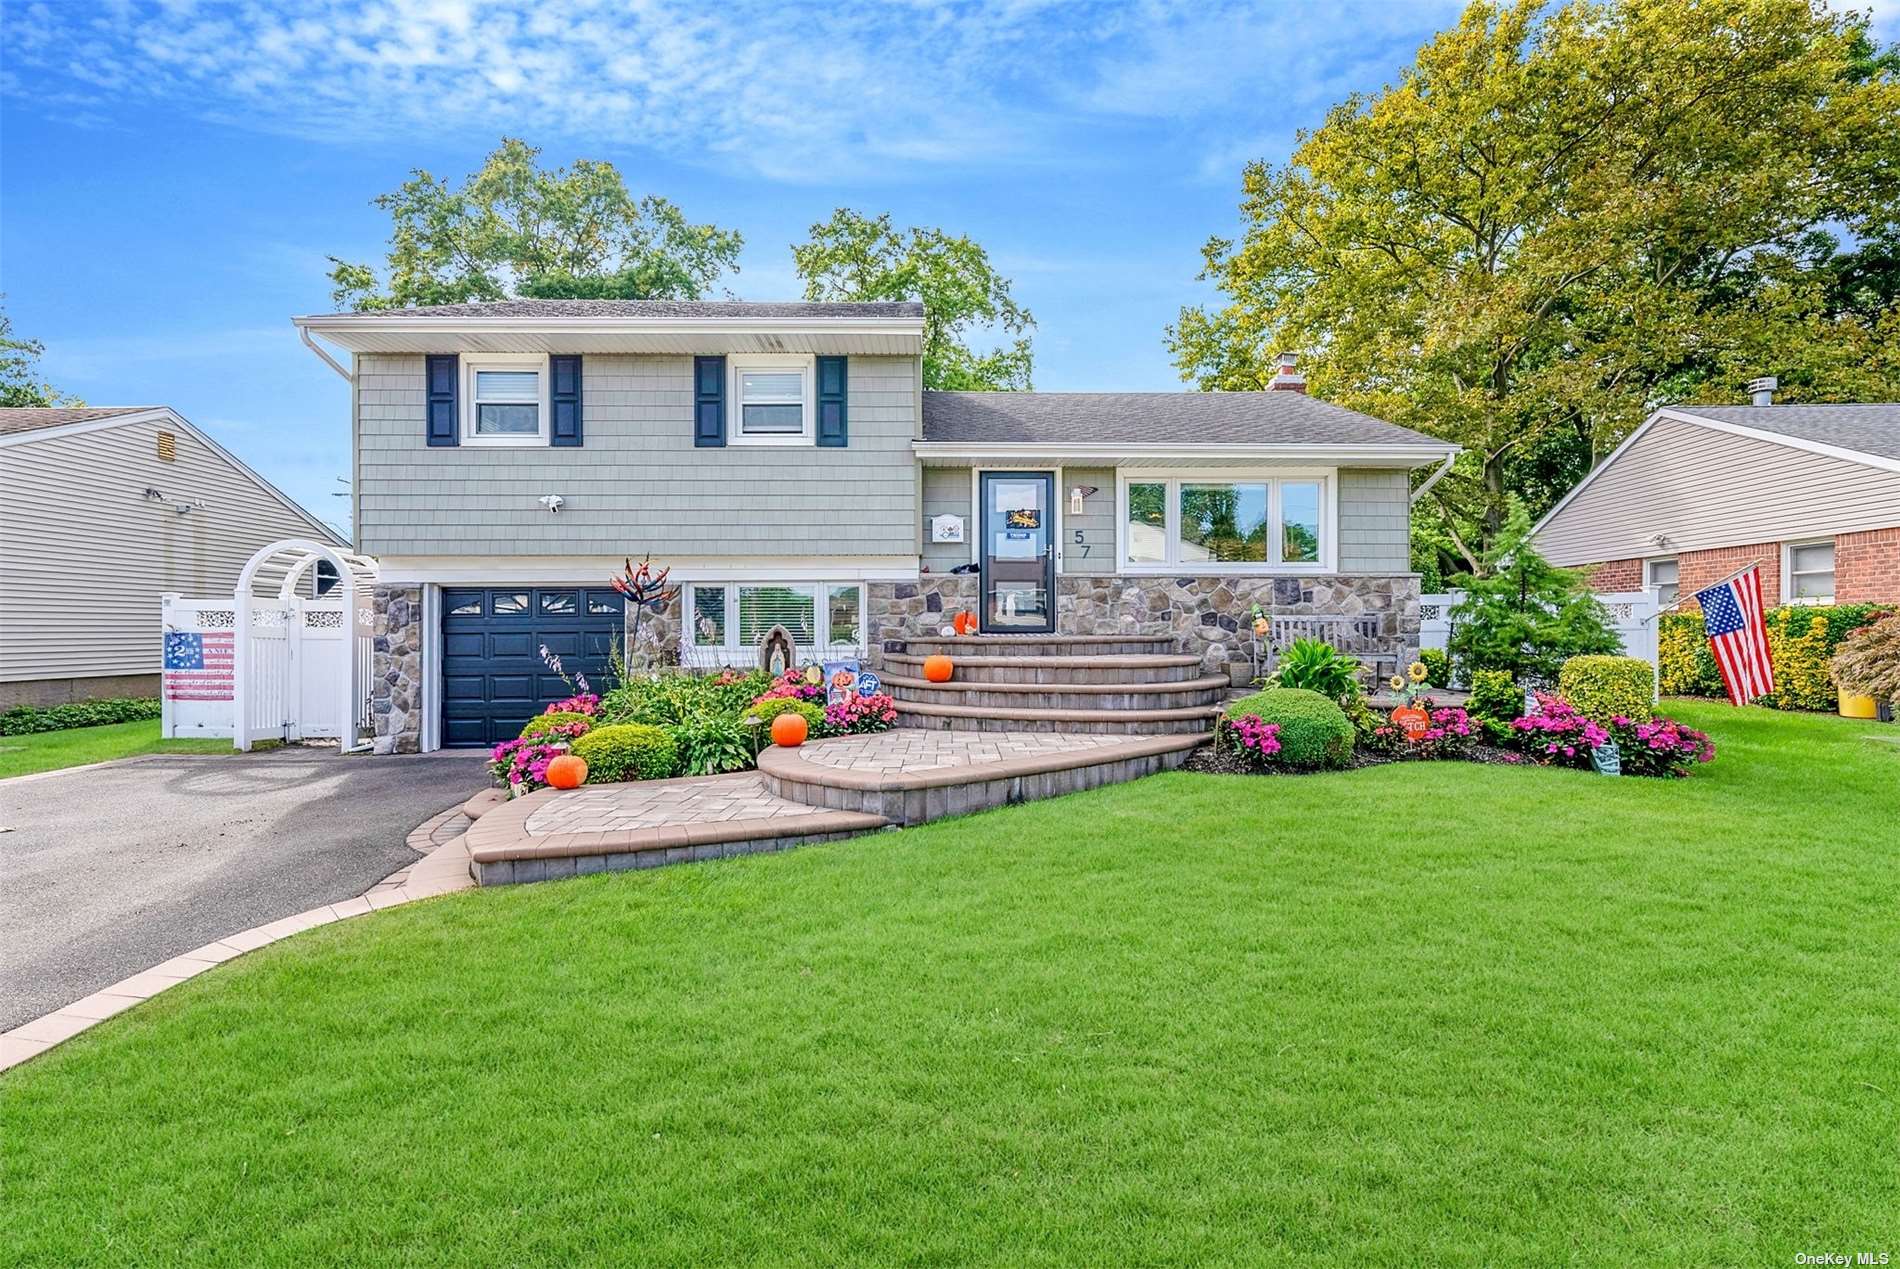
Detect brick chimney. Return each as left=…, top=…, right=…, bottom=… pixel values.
left=1268, top=351, right=1306, bottom=393
left=1747, top=375, right=1777, bottom=407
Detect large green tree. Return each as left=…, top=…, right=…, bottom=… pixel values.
left=0, top=305, right=76, bottom=408
left=792, top=209, right=1034, bottom=390
left=1170, top=0, right=1900, bottom=576
left=328, top=139, right=743, bottom=310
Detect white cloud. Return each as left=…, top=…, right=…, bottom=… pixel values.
left=2, top=0, right=1453, bottom=182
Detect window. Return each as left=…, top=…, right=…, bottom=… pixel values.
left=683, top=582, right=866, bottom=664
left=586, top=592, right=622, bottom=616
left=492, top=592, right=530, bottom=615
left=539, top=591, right=577, bottom=615
left=1785, top=541, right=1835, bottom=604
left=1646, top=558, right=1679, bottom=606
left=1119, top=475, right=1331, bottom=571
left=464, top=358, right=547, bottom=444
left=731, top=357, right=813, bottom=444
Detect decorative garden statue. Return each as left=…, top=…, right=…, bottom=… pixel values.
left=610, top=555, right=680, bottom=670
left=758, top=624, right=797, bottom=676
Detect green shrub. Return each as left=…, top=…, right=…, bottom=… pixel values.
left=1266, top=637, right=1361, bottom=702
left=670, top=715, right=760, bottom=776
left=1418, top=647, right=1452, bottom=689
left=519, top=711, right=593, bottom=740
left=1447, top=503, right=1622, bottom=683
left=1222, top=687, right=1353, bottom=770
left=1465, top=669, right=1521, bottom=743
left=1557, top=655, right=1654, bottom=724
left=0, top=697, right=163, bottom=735
left=742, top=697, right=825, bottom=732
left=601, top=669, right=771, bottom=727
left=570, top=723, right=679, bottom=783
left=1658, top=603, right=1892, bottom=709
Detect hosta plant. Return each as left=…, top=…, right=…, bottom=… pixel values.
left=1267, top=637, right=1361, bottom=702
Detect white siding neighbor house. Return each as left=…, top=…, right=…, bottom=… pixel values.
left=0, top=407, right=348, bottom=708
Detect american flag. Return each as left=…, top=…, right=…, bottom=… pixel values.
left=1695, top=566, right=1775, bottom=706
left=164, top=630, right=234, bottom=702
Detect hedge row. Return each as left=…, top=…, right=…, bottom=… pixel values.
left=1659, top=603, right=1893, bottom=710
left=0, top=696, right=164, bottom=735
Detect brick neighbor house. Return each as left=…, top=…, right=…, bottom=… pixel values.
left=1530, top=389, right=1900, bottom=610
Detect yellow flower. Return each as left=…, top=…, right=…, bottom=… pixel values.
left=1408, top=661, right=1428, bottom=683
left=1388, top=675, right=1407, bottom=692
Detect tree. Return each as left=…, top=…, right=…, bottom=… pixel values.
left=328, top=139, right=743, bottom=310
left=792, top=209, right=1034, bottom=390
left=1169, top=0, right=1900, bottom=576
left=1446, top=503, right=1622, bottom=684
left=0, top=305, right=76, bottom=407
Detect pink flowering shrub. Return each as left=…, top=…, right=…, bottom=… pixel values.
left=1608, top=713, right=1715, bottom=777
left=1222, top=714, right=1284, bottom=768
left=488, top=737, right=572, bottom=797
left=824, top=692, right=898, bottom=735
left=1507, top=693, right=1610, bottom=768
left=753, top=669, right=826, bottom=706
left=546, top=693, right=600, bottom=716
left=1350, top=701, right=1474, bottom=760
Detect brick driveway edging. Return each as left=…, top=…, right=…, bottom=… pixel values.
left=0, top=807, right=477, bottom=1075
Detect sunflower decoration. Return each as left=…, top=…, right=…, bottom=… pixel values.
left=1388, top=675, right=1407, bottom=692
left=1408, top=661, right=1429, bottom=684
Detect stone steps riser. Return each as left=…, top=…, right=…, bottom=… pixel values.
left=892, top=711, right=1214, bottom=736
left=891, top=686, right=1226, bottom=710
left=762, top=748, right=1198, bottom=824
left=896, top=639, right=1178, bottom=657
left=879, top=661, right=1205, bottom=685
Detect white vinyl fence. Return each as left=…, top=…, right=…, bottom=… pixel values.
left=1420, top=589, right=1661, bottom=691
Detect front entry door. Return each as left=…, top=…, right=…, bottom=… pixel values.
left=979, top=472, right=1055, bottom=633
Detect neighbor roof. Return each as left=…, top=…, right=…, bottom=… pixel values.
left=1668, top=403, right=1900, bottom=464
left=309, top=299, right=925, bottom=320
left=921, top=391, right=1449, bottom=449
left=0, top=406, right=157, bottom=437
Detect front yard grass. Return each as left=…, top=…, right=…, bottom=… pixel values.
left=0, top=719, right=231, bottom=779
left=3, top=703, right=1895, bottom=1263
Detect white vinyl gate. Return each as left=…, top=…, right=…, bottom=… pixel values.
left=162, top=537, right=378, bottom=750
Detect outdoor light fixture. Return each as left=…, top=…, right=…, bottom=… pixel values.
left=1070, top=485, right=1097, bottom=515
left=540, top=494, right=565, bottom=514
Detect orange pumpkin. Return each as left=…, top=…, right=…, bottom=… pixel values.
left=770, top=712, right=809, bottom=747
left=923, top=654, right=954, bottom=683
left=546, top=753, right=588, bottom=789
left=952, top=610, right=978, bottom=636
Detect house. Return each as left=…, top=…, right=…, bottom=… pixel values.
left=0, top=406, right=349, bottom=708
left=1530, top=388, right=1900, bottom=609
left=292, top=300, right=1458, bottom=751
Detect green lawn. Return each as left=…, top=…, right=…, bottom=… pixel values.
left=3, top=703, right=1895, bottom=1264
left=0, top=719, right=232, bottom=779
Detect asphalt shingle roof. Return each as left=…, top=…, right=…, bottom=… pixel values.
left=1673, top=403, right=1900, bottom=463
left=0, top=407, right=155, bottom=437
left=313, top=299, right=924, bottom=320
left=921, top=391, right=1447, bottom=448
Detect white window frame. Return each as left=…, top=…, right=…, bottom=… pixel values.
left=1782, top=539, right=1836, bottom=606
left=462, top=354, right=550, bottom=447
left=682, top=581, right=866, bottom=665
left=1114, top=470, right=1337, bottom=574
left=729, top=354, right=816, bottom=447
left=1645, top=556, right=1679, bottom=606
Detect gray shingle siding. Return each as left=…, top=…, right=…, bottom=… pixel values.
left=355, top=353, right=918, bottom=558
left=1337, top=469, right=1412, bottom=572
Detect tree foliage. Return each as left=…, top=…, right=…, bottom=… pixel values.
left=792, top=209, right=1034, bottom=390
left=328, top=139, right=743, bottom=310
left=0, top=305, right=76, bottom=408
left=1447, top=504, right=1622, bottom=684
left=1169, top=0, right=1900, bottom=575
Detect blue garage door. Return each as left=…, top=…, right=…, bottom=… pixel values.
left=441, top=588, right=625, bottom=748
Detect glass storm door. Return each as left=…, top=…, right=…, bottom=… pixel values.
left=980, top=472, right=1055, bottom=633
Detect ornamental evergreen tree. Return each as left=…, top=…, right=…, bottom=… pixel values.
left=1446, top=503, right=1621, bottom=684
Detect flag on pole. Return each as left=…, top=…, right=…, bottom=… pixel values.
left=1694, top=566, right=1774, bottom=706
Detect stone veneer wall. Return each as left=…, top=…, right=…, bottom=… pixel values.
left=371, top=585, right=422, bottom=754
left=868, top=573, right=1421, bottom=674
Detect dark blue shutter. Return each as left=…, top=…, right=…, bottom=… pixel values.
left=550, top=354, right=582, bottom=447
left=426, top=354, right=459, bottom=447
left=816, top=356, right=848, bottom=447
left=694, top=355, right=726, bottom=447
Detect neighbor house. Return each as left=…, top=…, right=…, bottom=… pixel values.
left=0, top=406, right=348, bottom=708
left=293, top=300, right=1457, bottom=751
left=1530, top=390, right=1900, bottom=609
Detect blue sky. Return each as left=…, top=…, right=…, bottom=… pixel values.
left=6, top=0, right=1892, bottom=537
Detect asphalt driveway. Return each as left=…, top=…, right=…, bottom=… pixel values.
left=0, top=748, right=488, bottom=1031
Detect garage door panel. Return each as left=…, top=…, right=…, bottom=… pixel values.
left=440, top=587, right=625, bottom=747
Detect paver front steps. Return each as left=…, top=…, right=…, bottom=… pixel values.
left=879, top=633, right=1225, bottom=735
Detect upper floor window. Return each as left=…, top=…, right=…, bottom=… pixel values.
left=464, top=357, right=547, bottom=445
left=731, top=356, right=814, bottom=445
left=1646, top=557, right=1679, bottom=606
left=1120, top=474, right=1332, bottom=572
left=1785, top=540, right=1835, bottom=605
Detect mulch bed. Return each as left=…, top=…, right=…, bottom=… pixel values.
left=1184, top=741, right=1521, bottom=776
